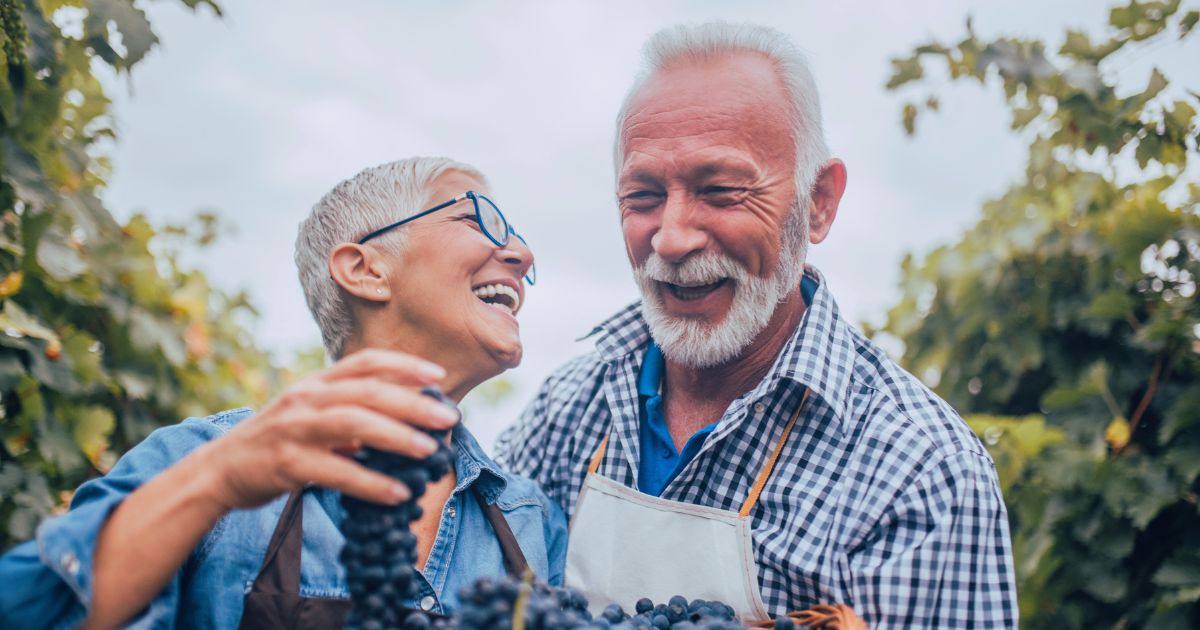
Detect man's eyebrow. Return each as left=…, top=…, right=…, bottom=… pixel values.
left=693, top=162, right=752, bottom=178
left=616, top=168, right=662, bottom=187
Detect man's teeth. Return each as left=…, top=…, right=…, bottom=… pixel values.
left=665, top=279, right=726, bottom=301
left=472, top=283, right=520, bottom=313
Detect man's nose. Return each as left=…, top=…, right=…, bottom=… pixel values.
left=651, top=194, right=708, bottom=263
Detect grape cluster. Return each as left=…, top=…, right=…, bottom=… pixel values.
left=454, top=578, right=759, bottom=630
left=338, top=387, right=797, bottom=630
left=340, top=387, right=457, bottom=630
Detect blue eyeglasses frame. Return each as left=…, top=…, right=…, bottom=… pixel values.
left=356, top=191, right=536, bottom=285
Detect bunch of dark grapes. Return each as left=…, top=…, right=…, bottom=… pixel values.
left=340, top=387, right=457, bottom=630
left=454, top=578, right=758, bottom=630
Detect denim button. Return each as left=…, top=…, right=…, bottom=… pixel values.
left=420, top=595, right=436, bottom=611
left=61, top=552, right=79, bottom=576
left=447, top=505, right=456, bottom=518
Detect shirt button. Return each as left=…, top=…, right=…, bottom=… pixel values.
left=661, top=449, right=672, bottom=458
left=61, top=552, right=80, bottom=576
left=447, top=505, right=456, bottom=518
left=754, top=402, right=767, bottom=415
left=420, top=595, right=437, bottom=611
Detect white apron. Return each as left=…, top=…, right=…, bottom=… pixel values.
left=564, top=389, right=811, bottom=623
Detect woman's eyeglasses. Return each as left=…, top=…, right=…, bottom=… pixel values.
left=357, top=191, right=536, bottom=285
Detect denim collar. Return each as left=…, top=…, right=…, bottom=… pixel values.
left=450, top=424, right=507, bottom=504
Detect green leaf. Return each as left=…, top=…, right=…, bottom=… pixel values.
left=35, top=415, right=87, bottom=475
left=1164, top=438, right=1200, bottom=483
left=1012, top=101, right=1043, bottom=128
left=1084, top=287, right=1136, bottom=319
left=84, top=0, right=160, bottom=70
left=1153, top=548, right=1200, bottom=588
left=1160, top=388, right=1200, bottom=444
left=0, top=351, right=26, bottom=391
left=35, top=231, right=88, bottom=282
left=1180, top=10, right=1199, bottom=38
left=1079, top=557, right=1128, bottom=602
left=902, top=103, right=918, bottom=136
left=0, top=301, right=61, bottom=352
left=2, top=140, right=55, bottom=211
left=1098, top=458, right=1182, bottom=530
left=1143, top=68, right=1170, bottom=103
left=128, top=306, right=186, bottom=366
left=886, top=56, right=925, bottom=90
left=71, top=405, right=114, bottom=466
left=1166, top=99, right=1196, bottom=130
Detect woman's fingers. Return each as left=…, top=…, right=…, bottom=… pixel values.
left=287, top=448, right=411, bottom=505
left=320, top=348, right=446, bottom=386
left=293, top=379, right=460, bottom=430
left=299, top=405, right=444, bottom=458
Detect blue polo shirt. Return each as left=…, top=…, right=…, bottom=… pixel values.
left=637, top=275, right=818, bottom=496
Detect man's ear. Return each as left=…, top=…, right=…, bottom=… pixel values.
left=329, top=243, right=392, bottom=302
left=807, top=159, right=847, bottom=244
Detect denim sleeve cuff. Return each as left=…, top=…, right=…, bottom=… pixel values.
left=35, top=492, right=180, bottom=629
left=36, top=492, right=124, bottom=612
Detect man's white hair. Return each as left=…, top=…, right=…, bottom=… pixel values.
left=295, top=157, right=488, bottom=359
left=615, top=21, right=830, bottom=243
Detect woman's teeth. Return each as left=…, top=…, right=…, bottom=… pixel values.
left=472, top=283, right=520, bottom=314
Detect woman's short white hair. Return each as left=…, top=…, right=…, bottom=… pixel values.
left=295, top=157, right=488, bottom=359
left=614, top=21, right=830, bottom=235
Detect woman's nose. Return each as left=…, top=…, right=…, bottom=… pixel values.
left=497, top=232, right=534, bottom=280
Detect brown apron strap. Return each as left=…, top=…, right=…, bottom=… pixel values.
left=588, top=434, right=610, bottom=475
left=258, top=489, right=307, bottom=595
left=238, top=490, right=307, bottom=629
left=738, top=388, right=811, bottom=518
left=472, top=486, right=531, bottom=579
left=587, top=388, right=811, bottom=516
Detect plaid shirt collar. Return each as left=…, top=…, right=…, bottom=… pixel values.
left=583, top=265, right=857, bottom=435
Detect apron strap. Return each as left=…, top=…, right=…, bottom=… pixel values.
left=255, top=489, right=307, bottom=596
left=471, top=486, right=531, bottom=579
left=584, top=387, right=811, bottom=518
left=738, top=388, right=811, bottom=518
left=587, top=434, right=610, bottom=475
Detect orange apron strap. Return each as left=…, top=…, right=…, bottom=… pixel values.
left=738, top=388, right=811, bottom=518
left=588, top=434, right=611, bottom=475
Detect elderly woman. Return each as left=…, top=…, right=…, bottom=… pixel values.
left=0, top=157, right=567, bottom=628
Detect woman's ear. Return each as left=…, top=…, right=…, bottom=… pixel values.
left=329, top=243, right=392, bottom=302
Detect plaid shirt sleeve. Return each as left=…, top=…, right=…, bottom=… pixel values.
left=848, top=450, right=1017, bottom=629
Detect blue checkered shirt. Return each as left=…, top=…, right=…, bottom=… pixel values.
left=495, top=267, right=1018, bottom=628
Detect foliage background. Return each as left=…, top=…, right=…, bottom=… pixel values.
left=881, top=1, right=1199, bottom=627
left=0, top=0, right=1195, bottom=628
left=0, top=0, right=288, bottom=550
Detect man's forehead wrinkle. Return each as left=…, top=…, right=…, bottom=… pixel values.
left=620, top=103, right=743, bottom=145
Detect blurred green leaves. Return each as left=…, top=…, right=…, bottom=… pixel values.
left=0, top=0, right=299, bottom=550
left=883, top=1, right=1200, bottom=626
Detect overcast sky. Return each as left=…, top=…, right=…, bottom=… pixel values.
left=97, top=1, right=1199, bottom=448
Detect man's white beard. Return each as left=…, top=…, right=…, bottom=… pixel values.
left=634, top=237, right=806, bottom=370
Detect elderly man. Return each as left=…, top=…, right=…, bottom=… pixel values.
left=495, top=22, right=1018, bottom=629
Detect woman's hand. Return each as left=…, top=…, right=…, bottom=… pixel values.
left=201, top=348, right=460, bottom=509
left=82, top=349, right=456, bottom=629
